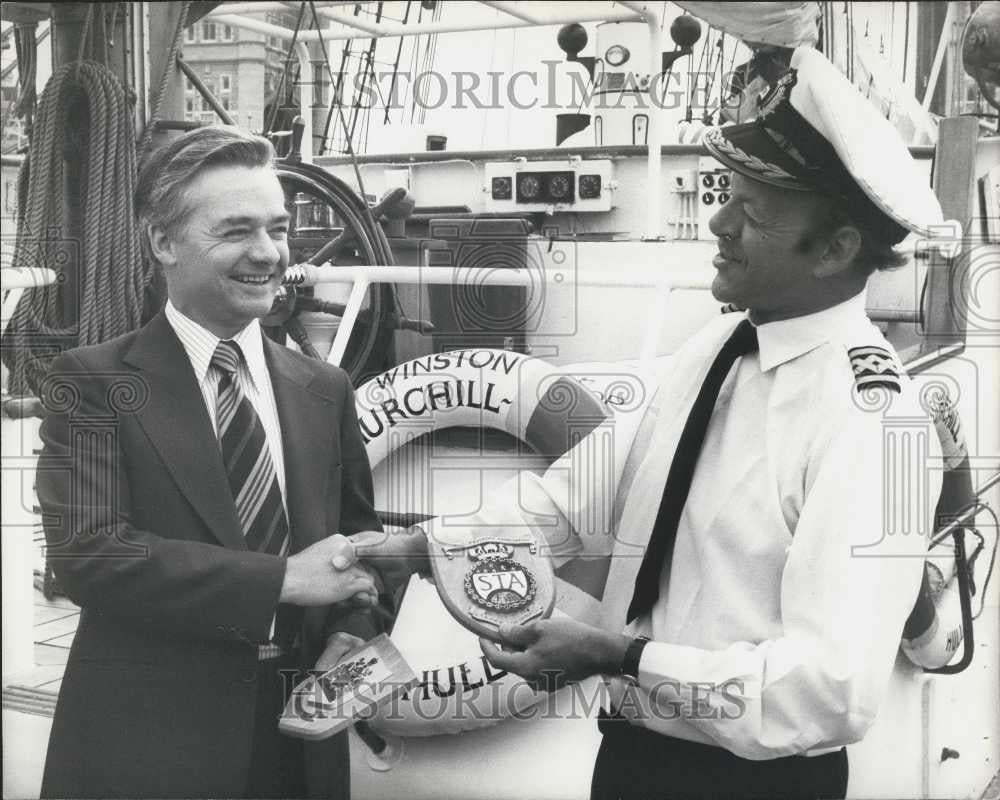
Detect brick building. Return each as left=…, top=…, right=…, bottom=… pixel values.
left=181, top=10, right=312, bottom=134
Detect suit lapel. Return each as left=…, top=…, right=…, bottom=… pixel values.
left=264, top=339, right=334, bottom=554
left=124, top=313, right=246, bottom=550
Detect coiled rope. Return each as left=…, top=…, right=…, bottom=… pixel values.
left=3, top=60, right=148, bottom=395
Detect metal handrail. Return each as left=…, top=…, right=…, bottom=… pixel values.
left=294, top=261, right=711, bottom=364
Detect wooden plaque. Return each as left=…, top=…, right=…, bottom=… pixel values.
left=429, top=536, right=556, bottom=641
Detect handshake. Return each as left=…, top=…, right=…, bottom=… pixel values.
left=278, top=528, right=429, bottom=607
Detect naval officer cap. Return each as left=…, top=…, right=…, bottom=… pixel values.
left=705, top=46, right=949, bottom=247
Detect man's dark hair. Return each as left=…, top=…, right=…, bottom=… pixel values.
left=135, top=125, right=276, bottom=266
left=797, top=198, right=908, bottom=275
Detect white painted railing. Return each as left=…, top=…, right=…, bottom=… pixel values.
left=295, top=263, right=711, bottom=364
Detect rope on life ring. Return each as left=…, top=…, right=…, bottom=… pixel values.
left=901, top=390, right=975, bottom=671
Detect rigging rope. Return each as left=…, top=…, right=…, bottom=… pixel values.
left=264, top=2, right=306, bottom=138
left=3, top=61, right=149, bottom=396
left=359, top=2, right=387, bottom=152
left=902, top=2, right=910, bottom=86
left=702, top=33, right=727, bottom=123
left=139, top=0, right=190, bottom=158
left=319, top=24, right=355, bottom=155
left=12, top=22, right=38, bottom=139
left=413, top=0, right=442, bottom=126
left=306, top=1, right=377, bottom=234
left=383, top=0, right=412, bottom=124
left=686, top=25, right=712, bottom=122
left=74, top=3, right=95, bottom=70
left=482, top=19, right=499, bottom=149
left=722, top=35, right=738, bottom=117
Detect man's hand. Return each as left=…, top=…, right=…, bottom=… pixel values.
left=280, top=533, right=376, bottom=606
left=352, top=526, right=430, bottom=593
left=480, top=618, right=630, bottom=691
left=315, top=632, right=366, bottom=672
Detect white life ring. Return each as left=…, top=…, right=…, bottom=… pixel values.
left=901, top=565, right=963, bottom=670
left=355, top=349, right=651, bottom=736
left=356, top=348, right=614, bottom=470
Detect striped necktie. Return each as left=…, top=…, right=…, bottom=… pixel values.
left=211, top=340, right=289, bottom=557
left=627, top=319, right=759, bottom=623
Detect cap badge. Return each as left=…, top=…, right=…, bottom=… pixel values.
left=757, top=68, right=797, bottom=120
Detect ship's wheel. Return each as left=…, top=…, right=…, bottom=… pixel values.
left=267, top=160, right=403, bottom=384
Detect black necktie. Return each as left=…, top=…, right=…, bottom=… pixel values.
left=211, top=340, right=289, bottom=557
left=626, top=319, right=759, bottom=623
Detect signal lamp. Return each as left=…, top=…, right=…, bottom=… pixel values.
left=492, top=176, right=512, bottom=200
left=605, top=45, right=630, bottom=67
left=548, top=173, right=572, bottom=200
left=578, top=174, right=602, bottom=199
left=517, top=174, right=542, bottom=201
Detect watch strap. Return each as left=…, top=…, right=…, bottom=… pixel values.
left=621, top=635, right=650, bottom=683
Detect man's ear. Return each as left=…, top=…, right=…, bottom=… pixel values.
left=148, top=225, right=177, bottom=268
left=813, top=225, right=862, bottom=278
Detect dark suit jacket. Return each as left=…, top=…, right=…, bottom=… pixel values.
left=37, top=312, right=381, bottom=798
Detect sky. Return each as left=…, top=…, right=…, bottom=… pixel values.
left=336, top=1, right=921, bottom=153
left=0, top=2, right=937, bottom=154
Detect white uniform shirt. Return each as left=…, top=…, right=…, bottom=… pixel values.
left=604, top=291, right=942, bottom=759
left=417, top=291, right=941, bottom=759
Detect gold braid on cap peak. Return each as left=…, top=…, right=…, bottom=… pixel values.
left=705, top=128, right=798, bottom=182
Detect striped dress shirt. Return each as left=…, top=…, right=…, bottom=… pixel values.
left=164, top=300, right=287, bottom=503
left=165, top=301, right=290, bottom=646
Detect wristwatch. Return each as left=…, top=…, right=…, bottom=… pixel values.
left=408, top=524, right=433, bottom=580
left=620, top=635, right=650, bottom=684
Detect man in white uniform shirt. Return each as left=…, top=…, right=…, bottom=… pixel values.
left=357, top=48, right=951, bottom=799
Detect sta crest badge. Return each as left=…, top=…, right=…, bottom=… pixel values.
left=464, top=542, right=536, bottom=611
left=430, top=537, right=555, bottom=641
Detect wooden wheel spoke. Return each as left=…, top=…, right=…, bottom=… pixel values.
left=274, top=163, right=399, bottom=382
left=309, top=229, right=355, bottom=265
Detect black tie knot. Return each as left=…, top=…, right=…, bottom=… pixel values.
left=729, top=319, right=759, bottom=358
left=211, top=340, right=243, bottom=378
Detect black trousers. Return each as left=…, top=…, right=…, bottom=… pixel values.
left=591, top=713, right=848, bottom=800
left=244, top=651, right=307, bottom=799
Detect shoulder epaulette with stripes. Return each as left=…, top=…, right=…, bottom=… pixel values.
left=848, top=345, right=901, bottom=393
left=719, top=303, right=745, bottom=314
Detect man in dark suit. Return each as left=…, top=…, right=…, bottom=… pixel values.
left=37, top=126, right=381, bottom=798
